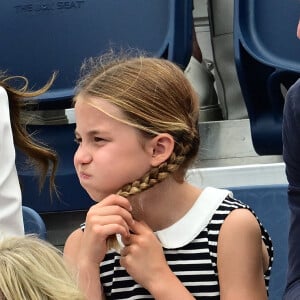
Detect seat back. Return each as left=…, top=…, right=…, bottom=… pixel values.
left=0, top=0, right=193, bottom=109
left=234, top=0, right=300, bottom=155
left=22, top=206, right=47, bottom=239
left=231, top=184, right=289, bottom=300
left=5, top=1, right=193, bottom=212
left=17, top=124, right=94, bottom=213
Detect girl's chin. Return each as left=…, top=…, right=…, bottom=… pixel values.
left=87, top=191, right=111, bottom=202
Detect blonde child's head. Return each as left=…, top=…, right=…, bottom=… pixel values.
left=0, top=235, right=84, bottom=300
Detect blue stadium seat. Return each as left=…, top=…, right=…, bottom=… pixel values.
left=234, top=0, right=300, bottom=155
left=22, top=206, right=47, bottom=240
left=3, top=0, right=193, bottom=213
left=16, top=124, right=94, bottom=213
left=230, top=184, right=289, bottom=300
left=0, top=0, right=193, bottom=109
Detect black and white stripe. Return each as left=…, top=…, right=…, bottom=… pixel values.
left=98, top=195, right=273, bottom=299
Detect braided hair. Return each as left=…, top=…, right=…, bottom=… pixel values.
left=75, top=52, right=200, bottom=249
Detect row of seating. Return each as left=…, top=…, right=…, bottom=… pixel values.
left=8, top=0, right=194, bottom=213
left=233, top=2, right=299, bottom=296
left=234, top=0, right=300, bottom=155
left=8, top=0, right=299, bottom=213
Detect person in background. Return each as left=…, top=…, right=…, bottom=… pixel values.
left=0, top=74, right=58, bottom=237
left=184, top=14, right=223, bottom=122
left=64, top=52, right=273, bottom=299
left=282, top=19, right=300, bottom=300
left=0, top=235, right=84, bottom=300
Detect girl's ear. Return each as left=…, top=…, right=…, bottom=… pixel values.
left=149, top=133, right=175, bottom=167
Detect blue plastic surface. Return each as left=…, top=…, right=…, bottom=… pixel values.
left=8, top=1, right=193, bottom=212
left=22, top=206, right=47, bottom=239
left=234, top=0, right=300, bottom=155
left=230, top=184, right=288, bottom=300
left=0, top=0, right=193, bottom=108
left=17, top=124, right=94, bottom=213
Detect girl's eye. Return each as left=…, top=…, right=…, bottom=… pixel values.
left=94, top=137, right=104, bottom=142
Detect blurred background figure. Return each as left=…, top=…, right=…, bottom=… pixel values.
left=184, top=1, right=223, bottom=122
left=0, top=235, right=84, bottom=300
left=0, top=74, right=58, bottom=238
left=185, top=25, right=223, bottom=122
left=282, top=19, right=300, bottom=300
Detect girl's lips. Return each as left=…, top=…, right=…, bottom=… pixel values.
left=79, top=172, right=91, bottom=180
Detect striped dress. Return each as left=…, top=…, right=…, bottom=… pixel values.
left=82, top=187, right=273, bottom=299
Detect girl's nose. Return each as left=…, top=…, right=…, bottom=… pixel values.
left=74, top=146, right=92, bottom=164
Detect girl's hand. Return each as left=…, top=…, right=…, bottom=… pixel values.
left=119, top=221, right=171, bottom=291
left=79, top=194, right=134, bottom=266
left=64, top=193, right=133, bottom=300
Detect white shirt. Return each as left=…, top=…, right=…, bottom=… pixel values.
left=0, top=86, right=24, bottom=236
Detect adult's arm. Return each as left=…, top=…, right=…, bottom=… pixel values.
left=0, top=86, right=24, bottom=237
left=282, top=78, right=300, bottom=299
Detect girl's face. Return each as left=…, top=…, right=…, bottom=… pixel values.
left=74, top=95, right=153, bottom=201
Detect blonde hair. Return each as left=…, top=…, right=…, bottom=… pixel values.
left=0, top=73, right=58, bottom=195
left=75, top=52, right=200, bottom=196
left=0, top=235, right=84, bottom=300
left=75, top=53, right=200, bottom=250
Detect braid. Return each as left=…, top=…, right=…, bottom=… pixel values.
left=117, top=144, right=188, bottom=197
left=106, top=143, right=190, bottom=250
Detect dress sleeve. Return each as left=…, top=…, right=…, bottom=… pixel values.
left=0, top=86, right=24, bottom=236
left=282, top=78, right=300, bottom=299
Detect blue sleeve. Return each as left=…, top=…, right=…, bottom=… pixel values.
left=283, top=78, right=300, bottom=299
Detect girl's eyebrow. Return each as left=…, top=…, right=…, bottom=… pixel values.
left=74, top=129, right=108, bottom=136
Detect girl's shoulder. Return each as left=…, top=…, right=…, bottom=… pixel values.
left=211, top=192, right=271, bottom=242
left=206, top=190, right=273, bottom=259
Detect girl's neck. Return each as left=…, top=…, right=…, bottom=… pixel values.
left=129, top=178, right=202, bottom=231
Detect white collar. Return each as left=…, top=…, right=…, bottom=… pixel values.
left=155, top=187, right=232, bottom=249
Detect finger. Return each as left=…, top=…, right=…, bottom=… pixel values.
left=86, top=206, right=134, bottom=233
left=88, top=205, right=134, bottom=226
left=87, top=215, right=132, bottom=237
left=97, top=194, right=132, bottom=211
left=96, top=223, right=131, bottom=240
left=129, top=219, right=151, bottom=234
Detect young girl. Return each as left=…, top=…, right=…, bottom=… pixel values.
left=64, top=53, right=273, bottom=299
